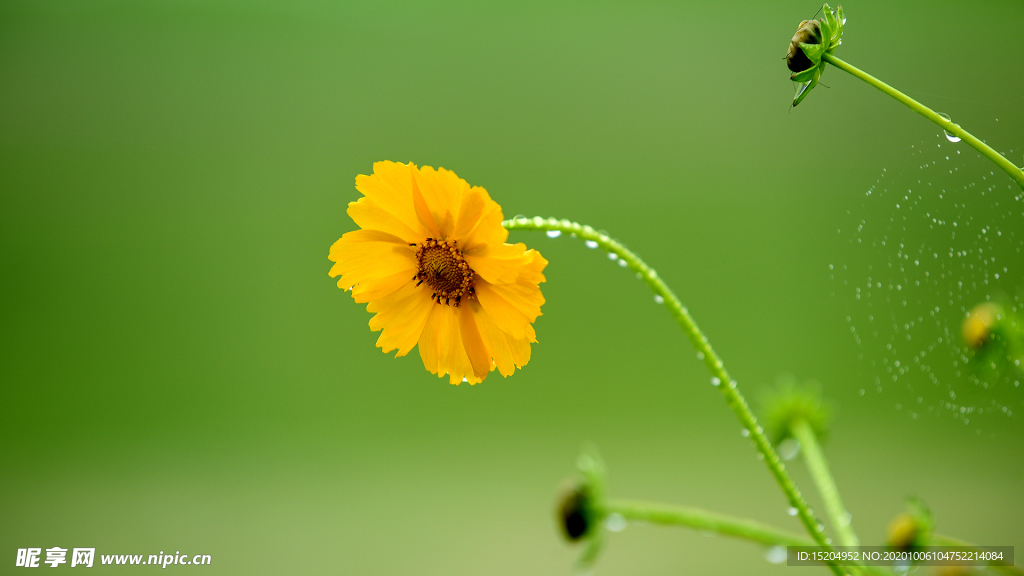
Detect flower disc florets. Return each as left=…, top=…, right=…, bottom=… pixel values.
left=412, top=238, right=476, bottom=307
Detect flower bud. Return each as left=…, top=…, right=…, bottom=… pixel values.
left=557, top=482, right=595, bottom=541
left=760, top=374, right=832, bottom=446
left=886, top=513, right=920, bottom=551
left=786, top=4, right=845, bottom=106
left=787, top=20, right=823, bottom=73
left=886, top=497, right=933, bottom=552
left=962, top=302, right=1002, bottom=350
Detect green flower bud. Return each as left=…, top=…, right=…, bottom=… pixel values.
left=786, top=4, right=845, bottom=106
left=556, top=446, right=609, bottom=568
left=760, top=374, right=832, bottom=447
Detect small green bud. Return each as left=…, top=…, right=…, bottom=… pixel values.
left=760, top=374, right=832, bottom=447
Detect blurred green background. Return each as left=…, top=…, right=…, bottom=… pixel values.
left=2, top=0, right=1022, bottom=573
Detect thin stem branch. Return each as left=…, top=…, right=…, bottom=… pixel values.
left=607, top=499, right=891, bottom=575
left=504, top=217, right=844, bottom=576
left=791, top=419, right=859, bottom=547
left=821, top=52, right=1024, bottom=189
left=606, top=498, right=811, bottom=547
left=930, top=534, right=1024, bottom=576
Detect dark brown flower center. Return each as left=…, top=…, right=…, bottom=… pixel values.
left=411, top=238, right=475, bottom=307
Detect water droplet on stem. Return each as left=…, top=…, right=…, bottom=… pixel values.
left=937, top=113, right=961, bottom=142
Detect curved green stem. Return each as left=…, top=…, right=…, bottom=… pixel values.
left=821, top=53, right=1024, bottom=189
left=791, top=419, right=860, bottom=547
left=607, top=499, right=889, bottom=576
left=930, top=534, right=1024, bottom=576
left=606, top=498, right=812, bottom=546
left=504, top=217, right=843, bottom=575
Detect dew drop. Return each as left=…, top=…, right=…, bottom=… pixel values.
left=778, top=438, right=801, bottom=460
left=653, top=294, right=664, bottom=304
left=710, top=377, right=721, bottom=387
left=740, top=428, right=750, bottom=437
left=765, top=546, right=787, bottom=565
left=696, top=352, right=705, bottom=360
left=607, top=252, right=617, bottom=261
left=545, top=230, right=561, bottom=238
left=787, top=507, right=799, bottom=517
left=618, top=258, right=628, bottom=267
left=605, top=512, right=627, bottom=533
left=937, top=113, right=961, bottom=142
left=585, top=240, right=598, bottom=249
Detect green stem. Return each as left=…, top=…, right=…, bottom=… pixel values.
left=607, top=499, right=891, bottom=576
left=504, top=217, right=844, bottom=576
left=606, top=498, right=812, bottom=546
left=821, top=53, right=1024, bottom=189
left=930, top=534, right=1024, bottom=576
left=791, top=419, right=860, bottom=547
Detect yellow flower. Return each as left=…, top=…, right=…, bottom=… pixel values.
left=328, top=161, right=547, bottom=384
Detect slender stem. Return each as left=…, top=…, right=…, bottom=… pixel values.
left=504, top=217, right=844, bottom=576
left=930, top=534, right=1024, bottom=576
left=821, top=53, right=1024, bottom=189
left=607, top=499, right=890, bottom=576
left=791, top=419, right=860, bottom=547
left=606, top=498, right=812, bottom=546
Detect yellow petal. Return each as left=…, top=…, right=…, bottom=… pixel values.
left=417, top=304, right=445, bottom=375
left=518, top=249, right=548, bottom=285
left=463, top=242, right=527, bottom=285
left=329, top=229, right=417, bottom=300
left=349, top=161, right=431, bottom=242
left=458, top=305, right=492, bottom=381
left=409, top=164, right=442, bottom=239
left=367, top=282, right=432, bottom=356
left=412, top=165, right=466, bottom=239
left=351, top=268, right=414, bottom=303
left=474, top=279, right=535, bottom=341
left=440, top=306, right=480, bottom=384
left=478, top=274, right=544, bottom=326
left=470, top=300, right=516, bottom=377
left=414, top=304, right=484, bottom=385
left=469, top=299, right=534, bottom=378
left=457, top=186, right=508, bottom=251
